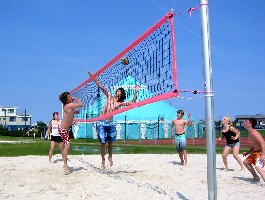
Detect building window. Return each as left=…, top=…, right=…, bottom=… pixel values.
left=9, top=117, right=16, bottom=122
left=8, top=109, right=15, bottom=113
left=22, top=117, right=28, bottom=122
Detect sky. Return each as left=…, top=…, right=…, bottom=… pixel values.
left=0, top=0, right=265, bottom=124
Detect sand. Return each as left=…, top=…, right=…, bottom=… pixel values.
left=0, top=154, right=264, bottom=200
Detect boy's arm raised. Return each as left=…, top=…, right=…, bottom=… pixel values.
left=88, top=71, right=111, bottom=97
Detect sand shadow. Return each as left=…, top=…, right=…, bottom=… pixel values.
left=53, top=158, right=63, bottom=163
left=76, top=157, right=139, bottom=175
left=176, top=192, right=188, bottom=200
left=169, top=161, right=184, bottom=166
left=62, top=167, right=86, bottom=175
left=104, top=170, right=167, bottom=196
left=70, top=166, right=87, bottom=172
left=216, top=167, right=235, bottom=171
left=233, top=176, right=260, bottom=183
left=77, top=157, right=168, bottom=196
left=103, top=170, right=139, bottom=175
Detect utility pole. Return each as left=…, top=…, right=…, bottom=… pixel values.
left=24, top=109, right=27, bottom=133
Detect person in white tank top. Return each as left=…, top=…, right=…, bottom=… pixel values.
left=45, top=112, right=64, bottom=163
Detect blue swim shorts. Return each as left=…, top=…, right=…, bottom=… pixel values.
left=96, top=120, right=117, bottom=144
left=175, top=133, right=186, bottom=151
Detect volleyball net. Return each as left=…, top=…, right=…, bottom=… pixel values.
left=70, top=11, right=178, bottom=122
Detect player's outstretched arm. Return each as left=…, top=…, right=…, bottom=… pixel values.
left=88, top=70, right=111, bottom=97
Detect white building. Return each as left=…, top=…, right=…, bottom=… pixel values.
left=0, top=107, right=31, bottom=131
left=235, top=114, right=265, bottom=129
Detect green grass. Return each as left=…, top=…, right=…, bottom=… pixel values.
left=0, top=136, right=249, bottom=157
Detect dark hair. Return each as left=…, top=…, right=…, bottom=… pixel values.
left=59, top=91, right=70, bottom=104
left=116, top=87, right=126, bottom=102
left=52, top=112, right=59, bottom=120
left=177, top=110, right=184, bottom=116
left=249, top=118, right=257, bottom=128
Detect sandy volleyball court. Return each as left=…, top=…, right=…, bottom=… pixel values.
left=0, top=154, right=264, bottom=200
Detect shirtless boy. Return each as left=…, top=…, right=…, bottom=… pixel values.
left=88, top=71, right=140, bottom=169
left=171, top=110, right=192, bottom=165
left=243, top=118, right=265, bottom=182
left=59, top=91, right=82, bottom=174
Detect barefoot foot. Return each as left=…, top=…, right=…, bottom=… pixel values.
left=63, top=165, right=71, bottom=175
left=108, top=156, right=113, bottom=167
left=101, top=159, right=105, bottom=169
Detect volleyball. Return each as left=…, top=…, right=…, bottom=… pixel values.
left=121, top=56, right=130, bottom=65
